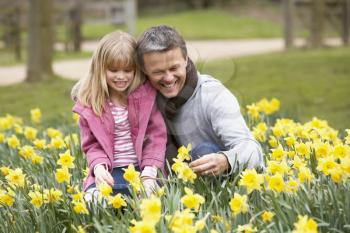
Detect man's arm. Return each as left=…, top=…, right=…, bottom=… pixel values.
left=190, top=82, right=263, bottom=176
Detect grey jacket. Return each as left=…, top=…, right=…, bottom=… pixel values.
left=170, top=74, right=264, bottom=173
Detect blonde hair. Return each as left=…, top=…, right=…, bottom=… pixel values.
left=75, top=31, right=144, bottom=116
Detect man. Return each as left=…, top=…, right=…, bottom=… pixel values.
left=136, top=25, right=263, bottom=176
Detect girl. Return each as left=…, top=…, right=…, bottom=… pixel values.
left=72, top=31, right=166, bottom=199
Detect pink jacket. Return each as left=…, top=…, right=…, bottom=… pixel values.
left=72, top=81, right=167, bottom=191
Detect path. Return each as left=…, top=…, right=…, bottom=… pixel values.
left=0, top=38, right=342, bottom=86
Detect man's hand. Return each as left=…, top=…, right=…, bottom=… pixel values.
left=94, top=164, right=114, bottom=186
left=189, top=153, right=229, bottom=176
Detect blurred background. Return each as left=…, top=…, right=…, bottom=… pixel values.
left=0, top=0, right=349, bottom=130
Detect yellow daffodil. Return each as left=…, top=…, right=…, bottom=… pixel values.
left=6, top=168, right=25, bottom=187
left=72, top=201, right=89, bottom=215
left=29, top=190, right=44, bottom=208
left=129, top=219, right=156, bottom=233
left=229, top=193, right=249, bottom=216
left=44, top=188, right=63, bottom=203
left=181, top=187, right=205, bottom=211
left=57, top=150, right=75, bottom=169
left=239, top=169, right=264, bottom=194
left=7, top=135, right=20, bottom=149
left=123, top=164, right=141, bottom=192
left=55, top=167, right=71, bottom=184
left=292, top=215, right=318, bottom=233
left=47, top=128, right=63, bottom=139
left=97, top=182, right=112, bottom=197
left=246, top=103, right=260, bottom=119
left=108, top=193, right=127, bottom=209
left=262, top=211, right=274, bottom=222
left=30, top=108, right=42, bottom=124
left=177, top=144, right=192, bottom=161
left=266, top=174, right=285, bottom=193
left=24, top=127, right=38, bottom=141
left=140, top=195, right=161, bottom=222
left=33, top=139, right=46, bottom=149
left=237, top=224, right=258, bottom=233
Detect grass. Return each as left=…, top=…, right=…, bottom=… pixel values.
left=200, top=47, right=350, bottom=130
left=0, top=77, right=75, bottom=126
left=0, top=47, right=349, bottom=130
left=58, top=8, right=282, bottom=41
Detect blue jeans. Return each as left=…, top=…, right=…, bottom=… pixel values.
left=190, top=142, right=223, bottom=161
left=86, top=166, right=140, bottom=196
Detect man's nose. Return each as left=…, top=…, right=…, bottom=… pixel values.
left=163, top=71, right=173, bottom=81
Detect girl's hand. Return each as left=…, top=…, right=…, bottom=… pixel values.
left=94, top=164, right=114, bottom=186
left=142, top=178, right=159, bottom=197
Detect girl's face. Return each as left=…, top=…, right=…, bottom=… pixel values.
left=106, top=65, right=135, bottom=95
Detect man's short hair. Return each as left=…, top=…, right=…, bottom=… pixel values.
left=136, top=25, right=187, bottom=71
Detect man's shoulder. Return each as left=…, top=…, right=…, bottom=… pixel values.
left=198, top=73, right=229, bottom=95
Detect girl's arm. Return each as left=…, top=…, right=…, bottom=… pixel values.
left=79, top=116, right=112, bottom=176
left=141, top=102, right=167, bottom=174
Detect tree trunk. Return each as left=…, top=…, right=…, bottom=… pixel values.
left=2, top=2, right=22, bottom=60
left=283, top=0, right=294, bottom=49
left=67, top=0, right=82, bottom=52
left=26, top=0, right=54, bottom=82
left=310, top=0, right=324, bottom=48
left=343, top=0, right=350, bottom=45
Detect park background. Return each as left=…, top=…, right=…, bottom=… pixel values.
left=0, top=0, right=349, bottom=130
left=1, top=1, right=350, bottom=232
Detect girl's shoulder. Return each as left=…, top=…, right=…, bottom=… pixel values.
left=129, top=80, right=156, bottom=99
left=72, top=101, right=94, bottom=116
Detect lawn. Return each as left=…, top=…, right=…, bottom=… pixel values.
left=64, top=9, right=283, bottom=41
left=0, top=47, right=349, bottom=131
left=200, top=47, right=350, bottom=131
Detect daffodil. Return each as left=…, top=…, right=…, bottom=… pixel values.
left=108, top=193, right=127, bottom=209
left=29, top=190, right=44, bottom=208
left=30, top=108, right=42, bottom=124
left=237, top=224, right=258, bottom=233
left=44, top=188, right=63, bottom=203
left=7, top=135, right=20, bottom=149
left=97, top=182, right=112, bottom=197
left=6, top=168, right=25, bottom=187
left=129, top=219, right=156, bottom=233
left=239, top=169, right=264, bottom=193
left=72, top=201, right=89, bottom=214
left=229, top=193, right=249, bottom=216
left=24, top=127, right=38, bottom=141
left=181, top=187, right=205, bottom=211
left=55, top=167, right=71, bottom=184
left=140, top=195, right=161, bottom=222
left=33, top=139, right=46, bottom=149
left=292, top=215, right=318, bottom=233
left=177, top=144, right=192, bottom=161
left=123, top=164, right=141, bottom=192
left=57, top=150, right=75, bottom=168
left=266, top=174, right=285, bottom=193
left=262, top=211, right=274, bottom=222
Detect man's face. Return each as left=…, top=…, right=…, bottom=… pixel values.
left=143, top=47, right=187, bottom=98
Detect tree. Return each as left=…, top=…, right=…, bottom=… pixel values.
left=26, top=0, right=54, bottom=82
left=310, top=0, right=324, bottom=48
left=0, top=1, right=22, bottom=60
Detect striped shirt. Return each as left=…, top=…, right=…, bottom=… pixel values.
left=110, top=102, right=138, bottom=167
left=109, top=102, right=157, bottom=178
